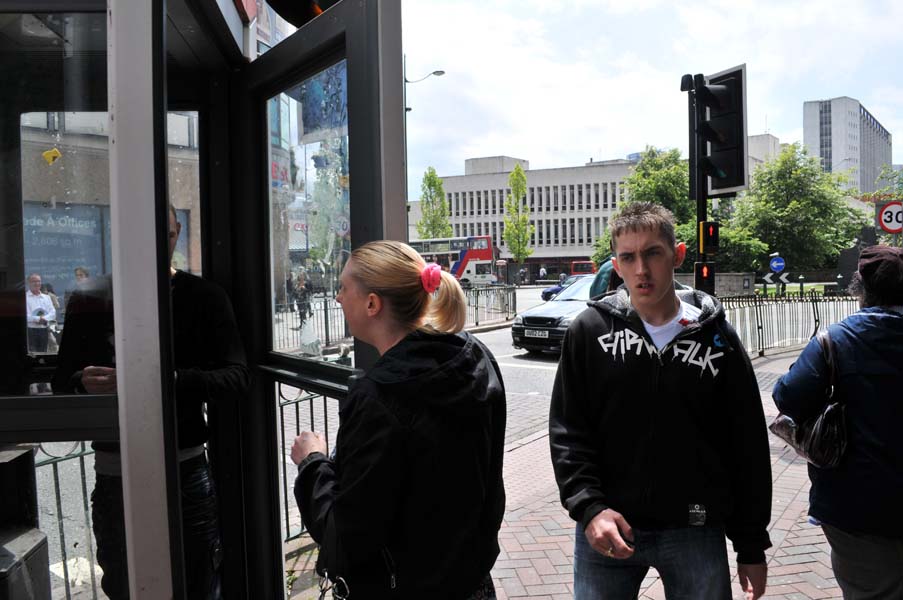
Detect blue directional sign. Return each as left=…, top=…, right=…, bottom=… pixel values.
left=769, top=256, right=785, bottom=273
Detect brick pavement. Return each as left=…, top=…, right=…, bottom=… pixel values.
left=287, top=347, right=843, bottom=599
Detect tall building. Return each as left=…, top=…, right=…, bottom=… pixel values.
left=438, top=156, right=635, bottom=277
left=803, top=97, right=893, bottom=194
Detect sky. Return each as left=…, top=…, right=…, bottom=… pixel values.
left=401, top=0, right=903, bottom=198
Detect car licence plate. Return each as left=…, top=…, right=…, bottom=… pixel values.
left=525, top=329, right=549, bottom=338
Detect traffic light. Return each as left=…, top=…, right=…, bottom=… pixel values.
left=694, top=262, right=716, bottom=295
left=694, top=65, right=748, bottom=197
left=699, top=221, right=720, bottom=254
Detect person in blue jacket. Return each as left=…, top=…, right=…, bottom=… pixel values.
left=773, top=245, right=903, bottom=599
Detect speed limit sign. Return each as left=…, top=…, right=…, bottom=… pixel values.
left=878, top=201, right=902, bottom=234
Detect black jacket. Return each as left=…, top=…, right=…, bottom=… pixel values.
left=549, top=287, right=772, bottom=563
left=773, top=307, right=903, bottom=537
left=294, top=330, right=506, bottom=599
left=52, top=271, right=249, bottom=451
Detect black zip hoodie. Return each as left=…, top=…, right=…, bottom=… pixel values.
left=295, top=330, right=506, bottom=599
left=549, top=287, right=772, bottom=564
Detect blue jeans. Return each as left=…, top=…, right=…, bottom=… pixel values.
left=574, top=524, right=732, bottom=600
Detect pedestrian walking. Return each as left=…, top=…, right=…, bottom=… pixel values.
left=291, top=241, right=506, bottom=599
left=550, top=202, right=771, bottom=600
left=773, top=245, right=903, bottom=599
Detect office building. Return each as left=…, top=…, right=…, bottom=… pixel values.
left=438, top=156, right=634, bottom=277
left=803, top=97, right=893, bottom=194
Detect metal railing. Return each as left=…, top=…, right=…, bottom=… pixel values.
left=465, top=285, right=517, bottom=327
left=721, top=292, right=860, bottom=356
left=273, top=299, right=350, bottom=355
left=34, top=442, right=104, bottom=599
left=275, top=381, right=343, bottom=543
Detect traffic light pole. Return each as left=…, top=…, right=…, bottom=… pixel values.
left=686, top=77, right=708, bottom=265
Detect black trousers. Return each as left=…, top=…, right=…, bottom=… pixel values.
left=27, top=327, right=48, bottom=353
left=91, top=454, right=223, bottom=599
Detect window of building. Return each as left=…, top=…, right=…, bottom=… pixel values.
left=569, top=185, right=575, bottom=211
left=577, top=218, right=584, bottom=244
left=476, top=190, right=482, bottom=215
left=469, top=192, right=474, bottom=215
left=594, top=183, right=600, bottom=209
left=586, top=219, right=592, bottom=243
left=569, top=218, right=576, bottom=244
left=603, top=183, right=609, bottom=209
left=577, top=186, right=583, bottom=210
left=553, top=186, right=559, bottom=211
left=553, top=219, right=559, bottom=245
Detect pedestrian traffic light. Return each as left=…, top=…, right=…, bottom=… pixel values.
left=695, top=262, right=715, bottom=295
left=694, top=65, right=747, bottom=197
left=699, top=221, right=720, bottom=255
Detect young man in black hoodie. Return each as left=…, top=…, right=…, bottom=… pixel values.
left=549, top=202, right=771, bottom=600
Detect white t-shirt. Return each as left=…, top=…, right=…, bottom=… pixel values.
left=641, top=300, right=702, bottom=351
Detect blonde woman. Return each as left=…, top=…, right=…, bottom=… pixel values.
left=292, top=240, right=506, bottom=599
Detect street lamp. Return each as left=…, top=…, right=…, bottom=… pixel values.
left=403, top=54, right=445, bottom=240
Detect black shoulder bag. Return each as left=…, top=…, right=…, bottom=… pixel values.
left=769, top=330, right=847, bottom=469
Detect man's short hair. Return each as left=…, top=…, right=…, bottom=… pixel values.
left=609, top=202, right=676, bottom=251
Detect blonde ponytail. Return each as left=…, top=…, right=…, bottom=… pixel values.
left=349, top=240, right=467, bottom=335
left=423, top=270, right=467, bottom=334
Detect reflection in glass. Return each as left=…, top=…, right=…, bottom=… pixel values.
left=269, top=60, right=352, bottom=364
left=19, top=111, right=201, bottom=374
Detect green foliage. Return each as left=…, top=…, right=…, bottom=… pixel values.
left=415, top=166, right=453, bottom=239
left=733, top=143, right=869, bottom=270
left=502, top=163, right=535, bottom=265
left=623, top=147, right=693, bottom=224
left=591, top=229, right=613, bottom=266
left=861, top=165, right=903, bottom=247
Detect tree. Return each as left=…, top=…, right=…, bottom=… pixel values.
left=623, top=147, right=693, bottom=224
left=861, top=165, right=903, bottom=246
left=733, top=143, right=869, bottom=270
left=415, top=166, right=453, bottom=239
left=502, top=163, right=534, bottom=266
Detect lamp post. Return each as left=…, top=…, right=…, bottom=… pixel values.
left=403, top=54, right=445, bottom=241
left=798, top=274, right=805, bottom=296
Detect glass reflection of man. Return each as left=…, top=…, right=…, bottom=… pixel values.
left=26, top=273, right=55, bottom=353
left=53, top=206, right=249, bottom=599
left=74, top=266, right=90, bottom=286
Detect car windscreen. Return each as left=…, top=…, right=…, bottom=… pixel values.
left=553, top=276, right=592, bottom=301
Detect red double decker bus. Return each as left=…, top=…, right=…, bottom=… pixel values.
left=409, top=235, right=496, bottom=287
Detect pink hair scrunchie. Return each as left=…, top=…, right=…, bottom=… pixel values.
left=420, top=263, right=442, bottom=293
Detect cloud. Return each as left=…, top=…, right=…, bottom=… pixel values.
left=402, top=0, right=902, bottom=195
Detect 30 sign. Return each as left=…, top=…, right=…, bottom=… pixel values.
left=878, top=201, right=902, bottom=234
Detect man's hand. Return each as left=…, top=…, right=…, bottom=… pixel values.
left=291, top=431, right=327, bottom=465
left=584, top=509, right=635, bottom=559
left=737, top=563, right=767, bottom=600
left=81, top=366, right=117, bottom=394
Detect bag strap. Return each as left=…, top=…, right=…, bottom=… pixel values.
left=815, top=330, right=839, bottom=403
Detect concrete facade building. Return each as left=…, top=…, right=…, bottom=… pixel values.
left=438, top=156, right=635, bottom=277
left=748, top=133, right=781, bottom=178
left=803, top=97, right=893, bottom=194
